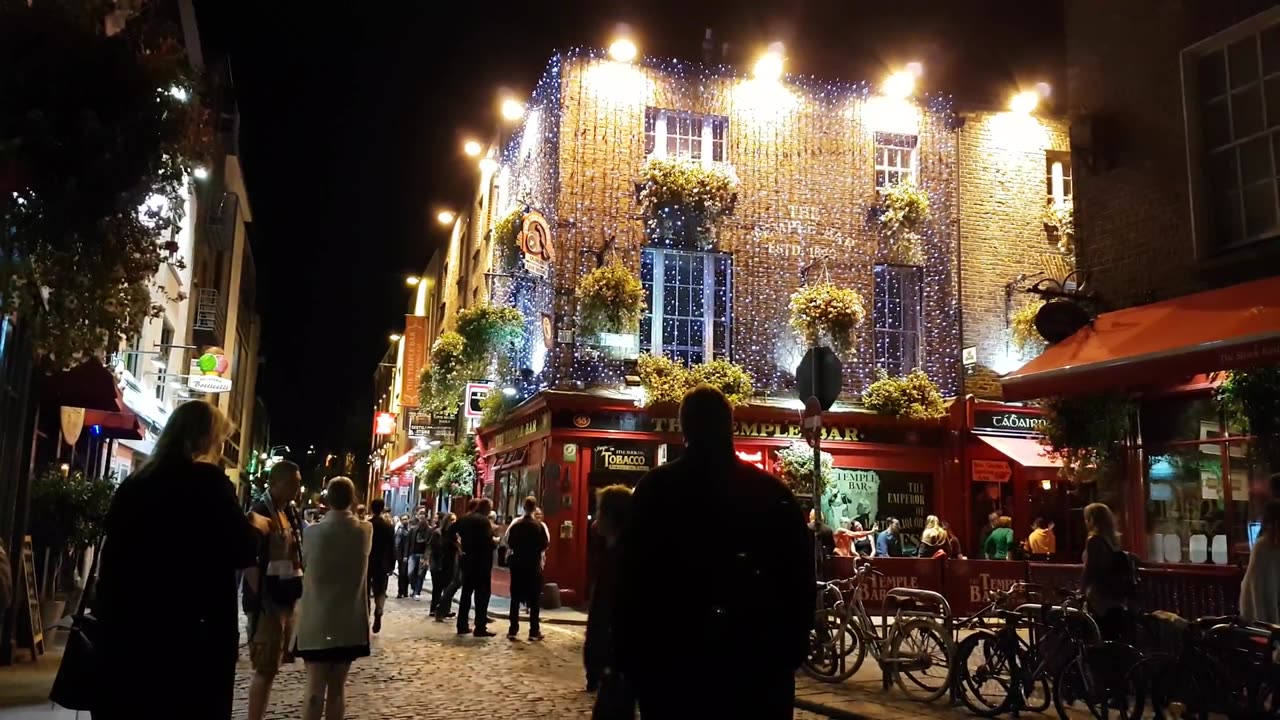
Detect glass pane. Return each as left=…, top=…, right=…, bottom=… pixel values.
left=1266, top=26, right=1280, bottom=76
left=1140, top=395, right=1220, bottom=445
left=1203, top=98, right=1232, bottom=149
left=1208, top=148, right=1239, bottom=194
left=676, top=320, right=689, bottom=347
left=1240, top=134, right=1273, bottom=183
left=677, top=286, right=690, bottom=316
left=640, top=316, right=651, bottom=349
left=1230, top=36, right=1260, bottom=89
left=1212, top=190, right=1245, bottom=244
left=1145, top=447, right=1225, bottom=564
left=663, top=289, right=677, bottom=316
left=691, top=286, right=704, bottom=316
left=1243, top=181, right=1276, bottom=236
left=1233, top=85, right=1265, bottom=139
left=1200, top=50, right=1228, bottom=99
left=689, top=319, right=704, bottom=348
left=641, top=250, right=654, bottom=283
left=1267, top=77, right=1280, bottom=127
left=713, top=320, right=728, bottom=349
left=689, top=351, right=703, bottom=365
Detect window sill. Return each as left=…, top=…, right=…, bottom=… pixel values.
left=1196, top=237, right=1280, bottom=283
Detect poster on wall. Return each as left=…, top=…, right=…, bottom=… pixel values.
left=821, top=468, right=932, bottom=548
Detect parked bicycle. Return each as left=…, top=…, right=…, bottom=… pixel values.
left=951, top=582, right=1055, bottom=716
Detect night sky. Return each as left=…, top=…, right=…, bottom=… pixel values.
left=197, top=0, right=1064, bottom=456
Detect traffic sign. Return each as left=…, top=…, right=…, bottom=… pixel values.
left=796, top=347, right=842, bottom=411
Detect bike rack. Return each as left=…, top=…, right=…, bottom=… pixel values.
left=880, top=588, right=953, bottom=691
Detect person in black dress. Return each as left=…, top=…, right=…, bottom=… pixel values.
left=92, top=401, right=263, bottom=720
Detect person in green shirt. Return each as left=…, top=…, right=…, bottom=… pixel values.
left=984, top=515, right=1016, bottom=560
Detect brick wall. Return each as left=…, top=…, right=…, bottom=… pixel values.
left=957, top=111, right=1070, bottom=398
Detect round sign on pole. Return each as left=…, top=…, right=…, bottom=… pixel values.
left=796, top=347, right=842, bottom=411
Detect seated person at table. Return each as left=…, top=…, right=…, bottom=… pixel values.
left=875, top=518, right=902, bottom=558
left=984, top=516, right=1016, bottom=560
left=851, top=521, right=876, bottom=558
left=1026, top=517, right=1056, bottom=561
left=917, top=515, right=947, bottom=558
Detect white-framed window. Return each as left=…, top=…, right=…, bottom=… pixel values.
left=872, top=264, right=923, bottom=377
left=644, top=108, right=728, bottom=165
left=123, top=332, right=143, bottom=379
left=640, top=247, right=732, bottom=365
left=154, top=320, right=174, bottom=403
left=874, top=131, right=918, bottom=190
left=1046, top=150, right=1073, bottom=206
left=1183, top=8, right=1280, bottom=251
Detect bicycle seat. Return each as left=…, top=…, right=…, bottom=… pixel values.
left=1194, top=614, right=1237, bottom=628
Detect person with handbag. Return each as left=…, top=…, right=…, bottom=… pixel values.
left=245, top=460, right=305, bottom=720
left=294, top=476, right=372, bottom=720
left=88, top=400, right=265, bottom=719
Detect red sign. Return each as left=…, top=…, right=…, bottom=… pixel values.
left=735, top=449, right=765, bottom=470
left=972, top=459, right=1012, bottom=483
left=380, top=481, right=392, bottom=491
left=374, top=412, right=396, bottom=436
left=401, top=315, right=427, bottom=408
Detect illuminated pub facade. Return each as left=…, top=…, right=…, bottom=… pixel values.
left=452, top=49, right=1073, bottom=603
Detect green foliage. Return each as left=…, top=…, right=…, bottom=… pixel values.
left=774, top=440, right=835, bottom=497
left=1010, top=300, right=1046, bottom=357
left=688, top=359, right=755, bottom=407
left=420, top=331, right=467, bottom=414
left=1043, top=199, right=1075, bottom=254
left=455, top=303, right=525, bottom=375
left=638, top=156, right=739, bottom=249
left=417, top=438, right=477, bottom=497
left=788, top=282, right=867, bottom=358
left=635, top=354, right=754, bottom=408
left=577, top=263, right=646, bottom=336
left=28, top=465, right=115, bottom=554
left=1216, top=366, right=1280, bottom=471
left=492, top=207, right=524, bottom=273
left=0, top=3, right=209, bottom=367
left=861, top=369, right=947, bottom=419
left=877, top=181, right=932, bottom=264
left=479, top=388, right=514, bottom=428
left=1039, top=393, right=1134, bottom=479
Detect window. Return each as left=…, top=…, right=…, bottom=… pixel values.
left=872, top=265, right=923, bottom=376
left=1046, top=150, right=1073, bottom=205
left=640, top=248, right=731, bottom=365
left=644, top=108, right=728, bottom=164
left=1186, top=13, right=1280, bottom=249
left=155, top=320, right=174, bottom=403
left=874, top=132, right=918, bottom=190
left=123, top=331, right=143, bottom=378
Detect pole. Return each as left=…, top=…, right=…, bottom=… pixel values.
left=811, top=342, right=823, bottom=589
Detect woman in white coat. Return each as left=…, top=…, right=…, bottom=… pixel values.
left=294, top=477, right=372, bottom=720
left=1241, top=499, right=1280, bottom=625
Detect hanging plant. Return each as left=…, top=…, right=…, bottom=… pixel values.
left=492, top=207, right=524, bottom=273
left=455, top=303, right=525, bottom=375
left=638, top=156, right=739, bottom=249
left=688, top=359, right=755, bottom=407
left=577, top=263, right=647, bottom=336
left=877, top=181, right=931, bottom=264
left=420, top=331, right=467, bottom=414
left=861, top=368, right=947, bottom=419
left=418, top=439, right=477, bottom=496
left=1010, top=300, right=1046, bottom=357
left=775, top=440, right=835, bottom=497
left=1039, top=393, right=1134, bottom=480
left=1215, top=366, right=1280, bottom=472
left=635, top=353, right=690, bottom=407
left=788, top=282, right=866, bottom=357
left=1043, top=199, right=1075, bottom=254
left=479, top=388, right=515, bottom=428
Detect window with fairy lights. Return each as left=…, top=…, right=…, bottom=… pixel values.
left=644, top=108, right=728, bottom=164
left=872, top=264, right=923, bottom=377
left=640, top=248, right=732, bottom=365
left=874, top=132, right=918, bottom=190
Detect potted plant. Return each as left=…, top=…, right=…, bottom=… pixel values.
left=774, top=440, right=835, bottom=497
left=861, top=369, right=947, bottom=419
left=27, top=465, right=114, bottom=627
left=788, top=282, right=866, bottom=358
left=491, top=207, right=524, bottom=273
left=577, top=263, right=647, bottom=348
left=638, top=156, right=739, bottom=248
left=877, top=180, right=931, bottom=264
left=455, top=303, right=525, bottom=377
left=1043, top=199, right=1075, bottom=254
left=420, top=331, right=467, bottom=414
left=688, top=359, right=755, bottom=407
left=635, top=353, right=690, bottom=407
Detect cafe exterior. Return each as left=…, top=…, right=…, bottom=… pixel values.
left=477, top=388, right=956, bottom=606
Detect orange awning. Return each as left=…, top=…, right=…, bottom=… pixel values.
left=978, top=435, right=1061, bottom=469
left=1001, top=275, right=1280, bottom=401
left=83, top=408, right=144, bottom=440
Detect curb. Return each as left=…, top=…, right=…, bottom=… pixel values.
left=793, top=697, right=873, bottom=719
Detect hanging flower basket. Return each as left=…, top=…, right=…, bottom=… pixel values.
left=861, top=369, right=947, bottom=419
left=1043, top=199, right=1074, bottom=254
left=877, top=181, right=931, bottom=264
left=788, top=282, right=866, bottom=357
left=634, top=354, right=755, bottom=408
left=492, top=207, right=524, bottom=273
left=638, top=157, right=739, bottom=249
left=775, top=440, right=834, bottom=497
left=688, top=359, right=755, bottom=407
left=577, top=263, right=646, bottom=337
left=420, top=331, right=467, bottom=414
left=1010, top=300, right=1047, bottom=357
left=455, top=303, right=525, bottom=375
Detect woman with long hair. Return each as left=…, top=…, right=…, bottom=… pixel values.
left=93, top=401, right=263, bottom=719
left=1241, top=500, right=1280, bottom=625
left=1081, top=502, right=1133, bottom=640
left=585, top=484, right=635, bottom=717
left=918, top=515, right=945, bottom=557
left=294, top=476, right=371, bottom=720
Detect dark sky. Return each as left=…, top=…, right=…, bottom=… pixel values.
left=197, top=0, right=1064, bottom=455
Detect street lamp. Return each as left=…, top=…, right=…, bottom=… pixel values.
left=405, top=275, right=420, bottom=286
left=479, top=157, right=498, bottom=174
left=609, top=37, right=637, bottom=63
left=463, top=140, right=482, bottom=157
left=753, top=43, right=785, bottom=81
left=1009, top=90, right=1039, bottom=114
left=437, top=210, right=456, bottom=225
left=389, top=333, right=402, bottom=342
left=192, top=166, right=209, bottom=180
left=883, top=69, right=917, bottom=100
left=501, top=98, right=525, bottom=121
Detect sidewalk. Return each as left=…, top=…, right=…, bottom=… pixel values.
left=0, top=634, right=66, bottom=709
left=418, top=574, right=589, bottom=626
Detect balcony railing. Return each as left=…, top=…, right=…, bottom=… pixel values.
left=193, top=287, right=225, bottom=348
left=206, top=192, right=239, bottom=251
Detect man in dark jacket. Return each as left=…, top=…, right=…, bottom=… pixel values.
left=454, top=498, right=498, bottom=637
left=615, top=386, right=814, bottom=718
left=394, top=514, right=411, bottom=598
left=408, top=508, right=432, bottom=599
left=367, top=498, right=396, bottom=633
left=505, top=496, right=549, bottom=641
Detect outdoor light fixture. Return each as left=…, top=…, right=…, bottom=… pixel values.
left=168, top=85, right=189, bottom=102
left=463, top=140, right=482, bottom=157
left=883, top=69, right=917, bottom=100
left=1040, top=478, right=1053, bottom=491
left=192, top=166, right=209, bottom=180
left=1010, top=90, right=1039, bottom=114
left=753, top=43, right=785, bottom=81
left=437, top=210, right=456, bottom=225
left=389, top=333, right=401, bottom=342
left=502, top=386, right=517, bottom=397
left=501, top=98, right=525, bottom=121
left=479, top=157, right=498, bottom=173
left=609, top=37, right=637, bottom=63
left=405, top=275, right=420, bottom=286
left=428, top=439, right=442, bottom=447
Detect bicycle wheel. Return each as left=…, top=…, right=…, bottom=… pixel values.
left=889, top=618, right=952, bottom=703
left=953, top=630, right=1014, bottom=716
left=803, top=609, right=864, bottom=682
left=1053, top=656, right=1135, bottom=720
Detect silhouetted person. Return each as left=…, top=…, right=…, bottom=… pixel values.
left=505, top=496, right=549, bottom=640
left=366, top=499, right=395, bottom=633
left=615, top=386, right=813, bottom=718
left=454, top=497, right=498, bottom=637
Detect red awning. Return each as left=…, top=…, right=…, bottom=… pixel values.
left=1001, top=275, right=1280, bottom=401
left=978, top=435, right=1061, bottom=469
left=83, top=408, right=144, bottom=440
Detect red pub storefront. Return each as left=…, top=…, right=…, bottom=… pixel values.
left=477, top=390, right=958, bottom=606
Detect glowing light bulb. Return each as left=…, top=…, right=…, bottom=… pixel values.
left=1010, top=90, right=1039, bottom=114
left=753, top=44, right=785, bottom=81
left=463, top=140, right=482, bottom=156
left=437, top=210, right=456, bottom=225
left=883, top=70, right=916, bottom=100
left=501, top=98, right=525, bottom=121
left=609, top=38, right=637, bottom=63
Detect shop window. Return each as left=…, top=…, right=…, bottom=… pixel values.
left=874, top=132, right=917, bottom=190
left=872, top=264, right=923, bottom=377
left=1046, top=150, right=1073, bottom=206
left=1145, top=446, right=1226, bottom=564
left=640, top=247, right=732, bottom=366
left=1139, top=395, right=1222, bottom=446
left=644, top=108, right=728, bottom=164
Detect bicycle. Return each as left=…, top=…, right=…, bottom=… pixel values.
left=950, top=583, right=1056, bottom=716
left=803, top=560, right=954, bottom=702
left=1049, top=593, right=1144, bottom=720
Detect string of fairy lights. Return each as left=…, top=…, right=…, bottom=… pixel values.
left=461, top=40, right=1046, bottom=404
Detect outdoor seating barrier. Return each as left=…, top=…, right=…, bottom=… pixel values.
left=825, top=557, right=1244, bottom=619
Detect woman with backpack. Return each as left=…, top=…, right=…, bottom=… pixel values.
left=1081, top=502, right=1135, bottom=641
